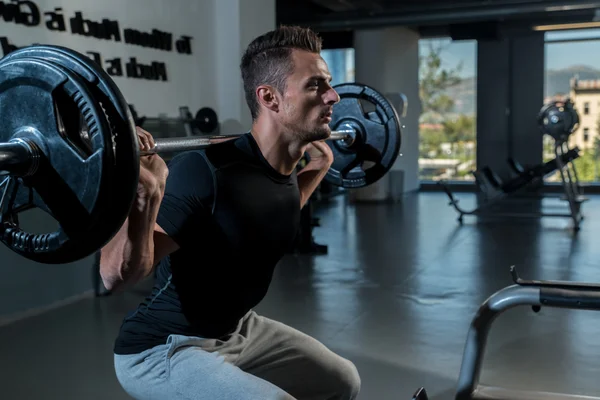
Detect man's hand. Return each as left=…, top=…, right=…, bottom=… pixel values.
left=303, top=140, right=334, bottom=171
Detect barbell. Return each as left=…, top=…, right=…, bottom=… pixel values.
left=138, top=129, right=356, bottom=156
left=0, top=44, right=402, bottom=265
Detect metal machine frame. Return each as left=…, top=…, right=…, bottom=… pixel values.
left=455, top=266, right=600, bottom=400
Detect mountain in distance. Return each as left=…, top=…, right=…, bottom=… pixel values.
left=545, top=64, right=600, bottom=96
left=439, top=64, right=600, bottom=116
left=445, top=77, right=476, bottom=115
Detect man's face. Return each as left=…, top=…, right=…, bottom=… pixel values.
left=279, top=49, right=340, bottom=142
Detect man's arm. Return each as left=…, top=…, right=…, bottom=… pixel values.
left=99, top=170, right=180, bottom=292
left=297, top=164, right=331, bottom=208
left=297, top=141, right=334, bottom=208
left=99, top=218, right=179, bottom=292
left=100, top=150, right=215, bottom=291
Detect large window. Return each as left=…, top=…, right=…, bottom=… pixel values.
left=544, top=29, right=600, bottom=183
left=418, top=38, right=477, bottom=182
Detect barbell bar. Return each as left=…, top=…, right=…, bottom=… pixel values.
left=0, top=131, right=358, bottom=175
left=0, top=44, right=402, bottom=265
left=139, top=129, right=357, bottom=156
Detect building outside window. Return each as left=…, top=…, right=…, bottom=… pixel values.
left=544, top=28, right=600, bottom=183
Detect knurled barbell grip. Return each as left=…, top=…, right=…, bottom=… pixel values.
left=140, top=130, right=355, bottom=156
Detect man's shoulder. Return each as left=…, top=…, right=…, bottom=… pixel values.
left=164, top=150, right=216, bottom=190
left=168, top=147, right=218, bottom=168
left=166, top=132, right=258, bottom=173
left=204, top=133, right=254, bottom=169
left=167, top=149, right=208, bottom=165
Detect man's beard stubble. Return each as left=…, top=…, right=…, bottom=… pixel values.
left=297, top=124, right=331, bottom=142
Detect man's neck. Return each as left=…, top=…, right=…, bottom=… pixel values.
left=250, top=119, right=308, bottom=176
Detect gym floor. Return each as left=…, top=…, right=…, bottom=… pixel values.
left=1, top=191, right=600, bottom=400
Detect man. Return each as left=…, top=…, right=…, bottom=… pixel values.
left=100, top=25, right=361, bottom=399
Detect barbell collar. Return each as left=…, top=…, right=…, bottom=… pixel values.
left=0, top=139, right=40, bottom=177
left=140, top=129, right=356, bottom=156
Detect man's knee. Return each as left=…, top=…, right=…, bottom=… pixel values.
left=331, top=357, right=361, bottom=399
left=292, top=333, right=361, bottom=398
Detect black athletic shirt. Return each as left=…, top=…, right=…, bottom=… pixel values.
left=113, top=133, right=301, bottom=355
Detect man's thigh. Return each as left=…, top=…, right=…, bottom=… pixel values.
left=115, top=334, right=294, bottom=400
left=236, top=312, right=361, bottom=400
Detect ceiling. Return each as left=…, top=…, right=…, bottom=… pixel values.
left=276, top=0, right=600, bottom=42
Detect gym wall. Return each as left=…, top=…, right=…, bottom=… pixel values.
left=0, top=0, right=275, bottom=322
left=0, top=0, right=217, bottom=118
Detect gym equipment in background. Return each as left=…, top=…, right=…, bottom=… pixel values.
left=440, top=98, right=586, bottom=231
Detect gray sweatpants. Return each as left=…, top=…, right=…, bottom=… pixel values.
left=114, top=310, right=361, bottom=400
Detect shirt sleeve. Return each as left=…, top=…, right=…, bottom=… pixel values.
left=156, top=151, right=215, bottom=248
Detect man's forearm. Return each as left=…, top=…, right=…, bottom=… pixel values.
left=100, top=196, right=161, bottom=290
left=297, top=162, right=331, bottom=208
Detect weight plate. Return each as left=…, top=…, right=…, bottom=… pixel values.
left=326, top=83, right=402, bottom=189
left=195, top=107, right=219, bottom=133
left=538, top=99, right=580, bottom=142
left=3, top=45, right=139, bottom=255
left=0, top=57, right=116, bottom=263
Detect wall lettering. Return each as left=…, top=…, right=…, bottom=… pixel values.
left=44, top=7, right=65, bottom=31
left=0, top=0, right=40, bottom=27
left=124, top=28, right=172, bottom=51
left=0, top=0, right=195, bottom=82
left=69, top=11, right=121, bottom=41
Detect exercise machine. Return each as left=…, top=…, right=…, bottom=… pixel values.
left=474, top=147, right=580, bottom=198
left=440, top=99, right=586, bottom=231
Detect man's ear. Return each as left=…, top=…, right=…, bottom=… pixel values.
left=256, top=85, right=280, bottom=112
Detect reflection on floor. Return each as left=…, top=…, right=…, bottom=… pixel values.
left=1, top=191, right=600, bottom=400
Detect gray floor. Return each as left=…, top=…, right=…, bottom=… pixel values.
left=2, top=191, right=600, bottom=400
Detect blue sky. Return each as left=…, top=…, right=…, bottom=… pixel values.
left=422, top=28, right=600, bottom=78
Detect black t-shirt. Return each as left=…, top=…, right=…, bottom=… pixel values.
left=113, top=133, right=301, bottom=355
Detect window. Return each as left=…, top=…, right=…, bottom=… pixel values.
left=321, top=49, right=355, bottom=87
left=418, top=37, right=477, bottom=182
left=544, top=28, right=600, bottom=183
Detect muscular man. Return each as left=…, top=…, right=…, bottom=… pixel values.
left=100, top=25, right=361, bottom=400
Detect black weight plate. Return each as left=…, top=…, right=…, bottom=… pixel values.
left=195, top=107, right=219, bottom=133
left=3, top=45, right=139, bottom=254
left=0, top=57, right=116, bottom=263
left=537, top=99, right=580, bottom=142
left=2, top=47, right=119, bottom=259
left=326, top=83, right=402, bottom=189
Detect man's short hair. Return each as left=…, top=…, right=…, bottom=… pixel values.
left=240, top=25, right=323, bottom=120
